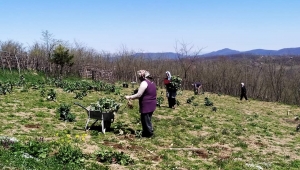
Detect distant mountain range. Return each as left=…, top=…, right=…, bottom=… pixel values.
left=202, top=47, right=300, bottom=57
left=135, top=47, right=300, bottom=59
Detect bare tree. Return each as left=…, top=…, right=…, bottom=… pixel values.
left=41, top=30, right=61, bottom=74
left=174, top=40, right=203, bottom=85
left=0, top=40, right=25, bottom=54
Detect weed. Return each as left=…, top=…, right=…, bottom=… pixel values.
left=234, top=141, right=248, bottom=149
left=94, top=148, right=134, bottom=165
left=55, top=144, right=84, bottom=165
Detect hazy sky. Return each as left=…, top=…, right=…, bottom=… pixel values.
left=1, top=0, right=299, bottom=53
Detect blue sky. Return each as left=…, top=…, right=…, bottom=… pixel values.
left=1, top=0, right=299, bottom=54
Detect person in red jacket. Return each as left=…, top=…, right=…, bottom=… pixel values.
left=164, top=71, right=177, bottom=109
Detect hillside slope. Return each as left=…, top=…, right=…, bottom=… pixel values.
left=0, top=76, right=300, bottom=169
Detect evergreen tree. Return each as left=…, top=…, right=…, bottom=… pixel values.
left=51, top=44, right=74, bottom=75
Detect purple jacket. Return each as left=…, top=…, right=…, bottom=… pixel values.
left=139, top=79, right=157, bottom=114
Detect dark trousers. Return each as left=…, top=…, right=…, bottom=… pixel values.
left=141, top=112, right=153, bottom=137
left=240, top=93, right=248, bottom=100
left=168, top=97, right=176, bottom=108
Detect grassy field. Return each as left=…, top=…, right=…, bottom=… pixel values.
left=1, top=71, right=300, bottom=169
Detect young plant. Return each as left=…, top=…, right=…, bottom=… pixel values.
left=212, top=106, right=217, bottom=112
left=187, top=96, right=195, bottom=104
left=57, top=103, right=76, bottom=122
left=40, top=88, right=46, bottom=97
left=47, top=89, right=56, bottom=101
left=157, top=96, right=164, bottom=107
left=204, top=97, right=213, bottom=106
left=95, top=148, right=134, bottom=165
left=74, top=91, right=84, bottom=100
left=55, top=144, right=84, bottom=165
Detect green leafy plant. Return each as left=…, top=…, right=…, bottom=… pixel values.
left=66, top=113, right=76, bottom=122
left=212, top=106, right=217, bottom=112
left=90, top=130, right=100, bottom=136
left=17, top=75, right=26, bottom=87
left=57, top=103, right=76, bottom=122
left=114, top=88, right=121, bottom=95
left=157, top=95, right=164, bottom=107
left=167, top=75, right=182, bottom=91
left=0, top=85, right=8, bottom=95
left=204, top=97, right=213, bottom=106
left=40, top=88, right=46, bottom=97
left=55, top=144, right=84, bottom=165
left=90, top=97, right=120, bottom=113
left=8, top=137, right=50, bottom=159
left=47, top=89, right=56, bottom=101
left=74, top=91, right=85, bottom=100
left=0, top=81, right=14, bottom=95
left=118, top=93, right=126, bottom=102
left=95, top=148, right=134, bottom=165
left=187, top=96, right=195, bottom=104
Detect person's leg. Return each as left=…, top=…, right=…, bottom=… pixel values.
left=171, top=98, right=176, bottom=108
left=240, top=94, right=243, bottom=100
left=194, top=86, right=198, bottom=95
left=140, top=112, right=153, bottom=137
left=198, top=86, right=201, bottom=94
left=168, top=97, right=172, bottom=108
left=245, top=94, right=248, bottom=100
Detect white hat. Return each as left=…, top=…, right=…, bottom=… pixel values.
left=241, top=82, right=244, bottom=86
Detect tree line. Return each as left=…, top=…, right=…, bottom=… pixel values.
left=1, top=31, right=300, bottom=105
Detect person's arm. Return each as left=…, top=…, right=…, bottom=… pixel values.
left=125, top=81, right=148, bottom=100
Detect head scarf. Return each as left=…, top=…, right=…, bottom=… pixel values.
left=166, top=71, right=172, bottom=80
left=241, top=82, right=244, bottom=87
left=137, top=70, right=150, bottom=79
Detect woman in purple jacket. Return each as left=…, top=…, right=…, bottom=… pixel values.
left=125, top=70, right=157, bottom=138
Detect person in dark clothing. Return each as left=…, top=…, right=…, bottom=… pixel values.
left=125, top=70, right=156, bottom=138
left=240, top=82, right=248, bottom=100
left=164, top=71, right=177, bottom=109
left=192, top=82, right=202, bottom=95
